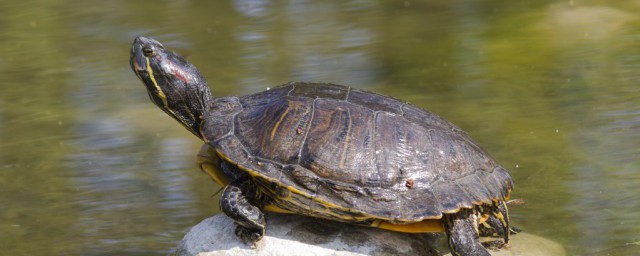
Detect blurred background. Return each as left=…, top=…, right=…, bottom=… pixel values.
left=0, top=0, right=639, bottom=255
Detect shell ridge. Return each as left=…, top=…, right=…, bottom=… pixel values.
left=490, top=166, right=513, bottom=200
left=474, top=169, right=497, bottom=204
left=371, top=111, right=383, bottom=188
left=452, top=169, right=489, bottom=206
left=286, top=84, right=296, bottom=95
left=344, top=86, right=352, bottom=101
left=413, top=187, right=443, bottom=220
left=296, top=98, right=318, bottom=165
left=399, top=102, right=408, bottom=116
left=212, top=133, right=232, bottom=144
left=476, top=169, right=499, bottom=204
left=450, top=181, right=475, bottom=209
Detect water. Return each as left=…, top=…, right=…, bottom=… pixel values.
left=1, top=1, right=639, bottom=255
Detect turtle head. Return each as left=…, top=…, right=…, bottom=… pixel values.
left=130, top=36, right=212, bottom=138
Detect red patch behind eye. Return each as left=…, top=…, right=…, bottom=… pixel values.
left=174, top=68, right=189, bottom=83
left=166, top=58, right=189, bottom=83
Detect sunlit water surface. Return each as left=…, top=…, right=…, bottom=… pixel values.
left=0, top=1, right=639, bottom=255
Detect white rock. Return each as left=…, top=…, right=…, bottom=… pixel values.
left=174, top=213, right=565, bottom=256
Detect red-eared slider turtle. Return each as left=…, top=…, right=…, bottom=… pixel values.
left=130, top=36, right=514, bottom=256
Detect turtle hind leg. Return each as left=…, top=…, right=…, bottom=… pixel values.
left=478, top=217, right=517, bottom=250
left=220, top=180, right=266, bottom=248
left=479, top=201, right=519, bottom=250
left=443, top=209, right=491, bottom=256
left=479, top=216, right=520, bottom=238
left=482, top=201, right=519, bottom=238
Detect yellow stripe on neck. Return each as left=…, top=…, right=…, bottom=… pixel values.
left=145, top=57, right=169, bottom=107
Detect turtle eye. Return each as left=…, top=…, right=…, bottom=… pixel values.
left=142, top=46, right=156, bottom=57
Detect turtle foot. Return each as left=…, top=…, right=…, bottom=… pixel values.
left=235, top=225, right=263, bottom=248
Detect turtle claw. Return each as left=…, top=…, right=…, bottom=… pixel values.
left=482, top=240, right=510, bottom=251
left=235, top=225, right=263, bottom=248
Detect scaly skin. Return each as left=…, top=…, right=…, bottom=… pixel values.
left=220, top=180, right=266, bottom=247
left=444, top=209, right=491, bottom=256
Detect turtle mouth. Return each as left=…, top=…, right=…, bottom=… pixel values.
left=130, top=54, right=146, bottom=75
left=130, top=50, right=147, bottom=77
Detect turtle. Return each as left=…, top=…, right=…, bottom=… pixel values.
left=130, top=36, right=514, bottom=256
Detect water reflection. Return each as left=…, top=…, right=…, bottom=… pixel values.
left=0, top=0, right=639, bottom=255
left=571, top=100, right=640, bottom=253
left=68, top=120, right=199, bottom=253
left=233, top=0, right=379, bottom=90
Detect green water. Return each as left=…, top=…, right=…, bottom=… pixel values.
left=1, top=1, right=639, bottom=255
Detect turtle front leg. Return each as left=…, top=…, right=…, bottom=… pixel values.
left=220, top=180, right=266, bottom=248
left=443, top=209, right=491, bottom=256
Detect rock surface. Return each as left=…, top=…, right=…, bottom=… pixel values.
left=174, top=213, right=565, bottom=256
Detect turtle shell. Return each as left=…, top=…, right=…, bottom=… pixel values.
left=202, top=82, right=513, bottom=223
